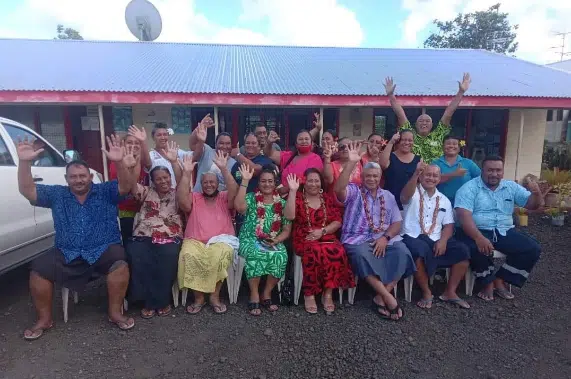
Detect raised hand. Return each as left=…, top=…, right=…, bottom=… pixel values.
left=268, top=130, right=280, bottom=144
left=454, top=163, right=467, bottom=177
left=162, top=141, right=179, bottom=162
left=102, top=134, right=124, bottom=162
left=416, top=159, right=428, bottom=174
left=368, top=142, right=380, bottom=157
left=390, top=132, right=400, bottom=144
left=230, top=142, right=240, bottom=158
left=16, top=138, right=43, bottom=162
left=213, top=150, right=228, bottom=170
left=459, top=72, right=471, bottom=93
left=238, top=163, right=254, bottom=181
left=195, top=123, right=207, bottom=143
left=200, top=113, right=215, bottom=129
left=182, top=154, right=197, bottom=173
left=122, top=144, right=138, bottom=169
left=286, top=174, right=300, bottom=192
left=313, top=112, right=322, bottom=130
left=347, top=141, right=363, bottom=162
left=322, top=143, right=333, bottom=160
left=127, top=125, right=147, bottom=142
left=384, top=77, right=396, bottom=96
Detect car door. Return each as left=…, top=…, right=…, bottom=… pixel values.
left=0, top=126, right=38, bottom=270
left=2, top=122, right=68, bottom=240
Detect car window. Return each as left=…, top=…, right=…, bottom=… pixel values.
left=3, top=123, right=66, bottom=167
left=0, top=135, right=15, bottom=166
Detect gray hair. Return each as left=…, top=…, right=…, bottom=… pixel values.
left=363, top=162, right=381, bottom=170
left=200, top=171, right=219, bottom=182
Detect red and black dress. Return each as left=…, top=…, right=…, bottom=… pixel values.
left=293, top=192, right=355, bottom=296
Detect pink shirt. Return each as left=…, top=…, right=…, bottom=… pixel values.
left=184, top=192, right=235, bottom=243
left=280, top=151, right=324, bottom=187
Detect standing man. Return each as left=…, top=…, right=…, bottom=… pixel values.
left=240, top=124, right=281, bottom=154
left=18, top=135, right=137, bottom=340
left=400, top=163, right=471, bottom=309
left=455, top=156, right=543, bottom=301
left=384, top=74, right=471, bottom=162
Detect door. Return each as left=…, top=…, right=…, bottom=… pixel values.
left=2, top=123, right=68, bottom=240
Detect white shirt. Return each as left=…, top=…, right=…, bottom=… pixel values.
left=149, top=149, right=191, bottom=188
left=401, top=185, right=454, bottom=241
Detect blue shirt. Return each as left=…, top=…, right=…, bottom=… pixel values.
left=231, top=154, right=274, bottom=193
left=35, top=181, right=124, bottom=264
left=432, top=155, right=481, bottom=204
left=454, top=177, right=531, bottom=235
left=193, top=145, right=237, bottom=192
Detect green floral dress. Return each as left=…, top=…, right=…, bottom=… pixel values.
left=400, top=121, right=450, bottom=162
left=238, top=193, right=290, bottom=279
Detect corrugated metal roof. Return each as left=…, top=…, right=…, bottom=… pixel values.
left=547, top=59, right=571, bottom=73
left=1, top=38, right=571, bottom=98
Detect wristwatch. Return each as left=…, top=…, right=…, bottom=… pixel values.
left=383, top=234, right=392, bottom=241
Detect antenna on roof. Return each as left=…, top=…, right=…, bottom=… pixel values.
left=125, top=0, right=162, bottom=41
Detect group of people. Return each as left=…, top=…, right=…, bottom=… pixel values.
left=17, top=73, right=543, bottom=340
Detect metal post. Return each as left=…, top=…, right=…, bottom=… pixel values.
left=98, top=105, right=109, bottom=181
left=214, top=107, right=219, bottom=138
left=514, top=111, right=524, bottom=181
left=319, top=107, right=324, bottom=146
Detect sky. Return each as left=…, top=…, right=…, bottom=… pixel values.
left=0, top=0, right=570, bottom=64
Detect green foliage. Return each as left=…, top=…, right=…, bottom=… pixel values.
left=423, top=3, right=518, bottom=54
left=55, top=24, right=83, bottom=40
left=540, top=169, right=571, bottom=187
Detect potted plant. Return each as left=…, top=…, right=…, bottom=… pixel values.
left=515, top=207, right=528, bottom=227
left=546, top=207, right=566, bottom=226
left=541, top=169, right=571, bottom=207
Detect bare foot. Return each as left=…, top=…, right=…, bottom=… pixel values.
left=304, top=296, right=318, bottom=314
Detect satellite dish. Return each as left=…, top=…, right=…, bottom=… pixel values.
left=125, top=0, right=162, bottom=41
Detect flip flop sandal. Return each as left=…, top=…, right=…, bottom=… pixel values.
left=381, top=303, right=404, bottom=321
left=494, top=288, right=515, bottom=300
left=261, top=299, right=278, bottom=312
left=157, top=306, right=172, bottom=317
left=371, top=300, right=390, bottom=318
left=416, top=296, right=434, bottom=309
left=141, top=309, right=156, bottom=319
left=186, top=303, right=206, bottom=315
left=23, top=323, right=54, bottom=341
left=210, top=303, right=228, bottom=314
left=439, top=295, right=471, bottom=309
left=248, top=302, right=261, bottom=316
left=477, top=291, right=494, bottom=302
left=108, top=317, right=135, bottom=331
left=321, top=297, right=335, bottom=315
left=304, top=297, right=318, bottom=314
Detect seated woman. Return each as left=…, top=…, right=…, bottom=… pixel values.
left=126, top=144, right=183, bottom=318
left=235, top=166, right=294, bottom=316
left=265, top=129, right=323, bottom=194
left=177, top=153, right=239, bottom=315
left=285, top=169, right=355, bottom=314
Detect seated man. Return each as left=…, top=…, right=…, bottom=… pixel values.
left=401, top=163, right=470, bottom=309
left=17, top=135, right=137, bottom=340
left=334, top=142, right=416, bottom=321
left=455, top=156, right=543, bottom=301
left=176, top=152, right=239, bottom=314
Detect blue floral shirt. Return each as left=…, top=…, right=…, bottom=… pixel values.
left=35, top=181, right=124, bottom=264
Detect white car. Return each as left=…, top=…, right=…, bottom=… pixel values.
left=0, top=117, right=102, bottom=275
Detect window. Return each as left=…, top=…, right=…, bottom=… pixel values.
left=547, top=110, right=553, bottom=122
left=557, top=109, right=564, bottom=121
left=0, top=135, right=15, bottom=166
left=3, top=124, right=66, bottom=167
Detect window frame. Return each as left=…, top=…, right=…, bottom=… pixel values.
left=2, top=123, right=66, bottom=167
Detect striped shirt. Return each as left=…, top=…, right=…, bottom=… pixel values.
left=340, top=184, right=402, bottom=245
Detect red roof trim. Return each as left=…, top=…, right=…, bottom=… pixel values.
left=0, top=91, right=570, bottom=108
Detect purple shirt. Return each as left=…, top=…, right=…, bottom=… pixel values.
left=341, top=184, right=402, bottom=245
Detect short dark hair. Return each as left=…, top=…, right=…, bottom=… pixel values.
left=367, top=132, right=383, bottom=140
left=215, top=132, right=232, bottom=144
left=244, top=132, right=258, bottom=143
left=254, top=124, right=267, bottom=131
left=482, top=155, right=504, bottom=167
left=323, top=130, right=337, bottom=138
left=443, top=135, right=462, bottom=143
left=151, top=122, right=168, bottom=137
left=65, top=160, right=90, bottom=173
left=302, top=167, right=326, bottom=191
left=149, top=165, right=171, bottom=181
left=259, top=166, right=278, bottom=183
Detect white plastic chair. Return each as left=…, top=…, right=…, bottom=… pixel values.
left=341, top=275, right=414, bottom=305
left=465, top=250, right=512, bottom=296
left=62, top=288, right=128, bottom=323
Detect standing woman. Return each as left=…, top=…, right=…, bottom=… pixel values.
left=323, top=137, right=363, bottom=188
left=109, top=125, right=151, bottom=244
left=126, top=145, right=184, bottom=319
left=149, top=122, right=189, bottom=187
left=265, top=130, right=323, bottom=193
left=235, top=166, right=295, bottom=316
left=286, top=168, right=355, bottom=314
left=380, top=130, right=421, bottom=210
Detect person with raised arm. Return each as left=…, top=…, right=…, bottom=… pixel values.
left=384, top=74, right=471, bottom=162
left=334, top=142, right=415, bottom=321
left=230, top=133, right=273, bottom=193
left=323, top=137, right=363, bottom=188
left=400, top=163, right=471, bottom=309
left=177, top=152, right=239, bottom=315
left=455, top=156, right=543, bottom=301
left=18, top=135, right=137, bottom=340
left=189, top=114, right=236, bottom=192
left=235, top=166, right=294, bottom=316
left=149, top=122, right=189, bottom=187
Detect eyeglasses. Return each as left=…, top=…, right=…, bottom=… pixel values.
left=338, top=144, right=348, bottom=151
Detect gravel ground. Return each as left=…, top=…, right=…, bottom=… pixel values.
left=0, top=215, right=570, bottom=379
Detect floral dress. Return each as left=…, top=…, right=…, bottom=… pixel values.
left=238, top=193, right=290, bottom=279
left=293, top=192, right=355, bottom=296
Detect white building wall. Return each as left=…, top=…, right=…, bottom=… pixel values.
left=338, top=107, right=374, bottom=139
